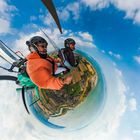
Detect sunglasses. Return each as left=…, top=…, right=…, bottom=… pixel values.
left=70, top=43, right=75, bottom=46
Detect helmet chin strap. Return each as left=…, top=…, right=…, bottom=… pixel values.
left=38, top=53, right=48, bottom=59
left=31, top=43, right=39, bottom=53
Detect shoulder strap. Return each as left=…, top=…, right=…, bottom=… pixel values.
left=58, top=49, right=66, bottom=64
left=46, top=58, right=55, bottom=76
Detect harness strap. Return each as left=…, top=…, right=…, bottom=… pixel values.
left=46, top=58, right=55, bottom=76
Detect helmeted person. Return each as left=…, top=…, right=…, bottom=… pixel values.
left=58, top=38, right=78, bottom=70
left=26, top=36, right=72, bottom=90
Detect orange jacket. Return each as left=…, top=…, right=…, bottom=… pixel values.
left=26, top=52, right=64, bottom=90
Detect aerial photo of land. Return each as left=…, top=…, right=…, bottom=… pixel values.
left=29, top=54, right=98, bottom=118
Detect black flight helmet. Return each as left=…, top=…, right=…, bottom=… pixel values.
left=64, top=38, right=76, bottom=49
left=26, top=36, right=48, bottom=52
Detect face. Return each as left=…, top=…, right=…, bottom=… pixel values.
left=37, top=43, right=47, bottom=54
left=69, top=43, right=75, bottom=51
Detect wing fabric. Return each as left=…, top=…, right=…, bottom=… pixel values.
left=41, top=0, right=62, bottom=34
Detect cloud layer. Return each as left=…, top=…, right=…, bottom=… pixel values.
left=128, top=98, right=137, bottom=111
left=58, top=0, right=140, bottom=25
left=134, top=55, right=140, bottom=64
left=0, top=0, right=17, bottom=34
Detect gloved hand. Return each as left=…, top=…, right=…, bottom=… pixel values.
left=62, top=75, right=72, bottom=85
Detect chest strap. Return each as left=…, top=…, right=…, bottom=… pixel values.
left=46, top=58, right=55, bottom=76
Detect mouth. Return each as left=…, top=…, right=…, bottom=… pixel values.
left=39, top=51, right=47, bottom=54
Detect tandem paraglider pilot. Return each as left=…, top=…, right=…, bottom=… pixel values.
left=26, top=36, right=72, bottom=90
left=58, top=38, right=79, bottom=71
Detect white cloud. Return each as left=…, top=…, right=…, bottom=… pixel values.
left=81, top=0, right=140, bottom=24
left=40, top=0, right=140, bottom=27
left=41, top=13, right=55, bottom=26
left=0, top=0, right=17, bottom=34
left=66, top=2, right=80, bottom=20
left=115, top=54, right=121, bottom=59
left=109, top=51, right=113, bottom=56
left=115, top=68, right=123, bottom=77
left=14, top=30, right=47, bottom=56
left=0, top=82, right=27, bottom=140
left=78, top=32, right=93, bottom=42
left=59, top=2, right=80, bottom=21
left=38, top=0, right=140, bottom=27
left=134, top=55, right=140, bottom=64
left=61, top=31, right=95, bottom=48
left=81, top=0, right=110, bottom=10
left=39, top=12, right=60, bottom=32
left=133, top=129, right=140, bottom=134
left=72, top=33, right=95, bottom=48
left=0, top=0, right=17, bottom=18
left=113, top=62, right=117, bottom=66
left=0, top=19, right=10, bottom=34
left=114, top=53, right=121, bottom=60
left=134, top=10, right=140, bottom=24
left=30, top=16, right=37, bottom=21
left=130, top=92, right=135, bottom=96
left=59, top=9, right=70, bottom=21
left=13, top=26, right=96, bottom=57
left=122, top=136, right=134, bottom=140
left=109, top=51, right=122, bottom=60
left=112, top=0, right=140, bottom=21
left=128, top=98, right=137, bottom=111
left=101, top=50, right=105, bottom=53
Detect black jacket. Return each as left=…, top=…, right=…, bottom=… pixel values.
left=59, top=48, right=78, bottom=67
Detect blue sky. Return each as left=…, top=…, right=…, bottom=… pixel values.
left=0, top=0, right=140, bottom=140
left=1, top=0, right=140, bottom=67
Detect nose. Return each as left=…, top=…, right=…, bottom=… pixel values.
left=42, top=45, right=47, bottom=49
